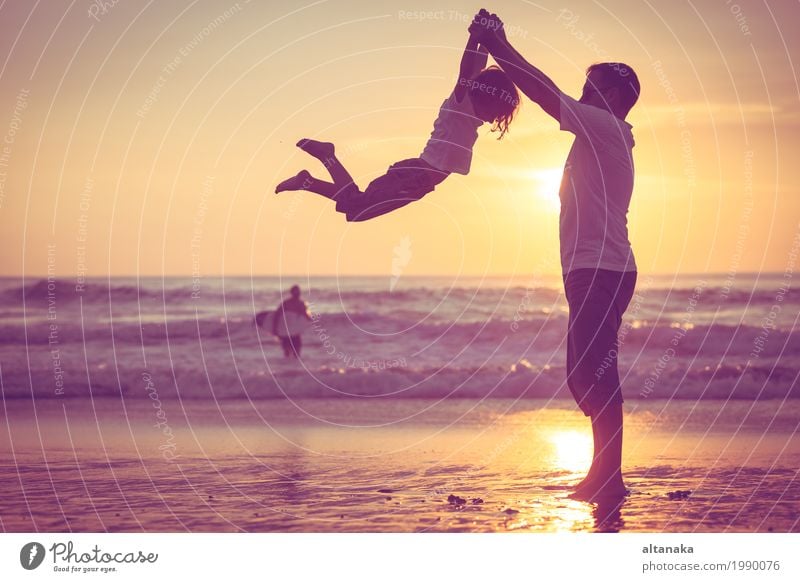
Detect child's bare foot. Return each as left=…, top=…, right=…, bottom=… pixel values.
left=275, top=170, right=312, bottom=194
left=296, top=138, right=335, bottom=161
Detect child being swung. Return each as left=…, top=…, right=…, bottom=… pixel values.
left=275, top=32, right=520, bottom=221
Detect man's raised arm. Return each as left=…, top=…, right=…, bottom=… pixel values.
left=469, top=10, right=561, bottom=121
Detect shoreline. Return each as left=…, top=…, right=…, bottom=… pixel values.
left=2, top=398, right=798, bottom=532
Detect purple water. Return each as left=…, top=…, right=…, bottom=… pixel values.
left=1, top=274, right=797, bottom=401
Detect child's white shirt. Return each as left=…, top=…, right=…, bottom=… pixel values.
left=419, top=91, right=483, bottom=175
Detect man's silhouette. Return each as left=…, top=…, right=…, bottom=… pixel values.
left=471, top=9, right=640, bottom=500
left=270, top=285, right=312, bottom=359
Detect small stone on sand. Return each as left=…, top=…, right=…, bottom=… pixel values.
left=666, top=490, right=692, bottom=500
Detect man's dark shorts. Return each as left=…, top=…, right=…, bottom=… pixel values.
left=563, top=268, right=637, bottom=417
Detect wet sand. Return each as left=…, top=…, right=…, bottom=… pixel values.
left=1, top=398, right=798, bottom=532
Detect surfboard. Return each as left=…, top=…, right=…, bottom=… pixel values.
left=254, top=311, right=270, bottom=328
left=274, top=310, right=310, bottom=338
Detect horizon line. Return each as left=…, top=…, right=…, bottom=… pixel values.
left=0, top=271, right=784, bottom=279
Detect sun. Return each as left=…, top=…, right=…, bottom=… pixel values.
left=530, top=167, right=564, bottom=213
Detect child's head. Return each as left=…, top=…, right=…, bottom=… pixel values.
left=467, top=66, right=520, bottom=139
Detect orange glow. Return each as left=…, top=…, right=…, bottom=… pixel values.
left=549, top=430, right=593, bottom=473
left=0, top=2, right=796, bottom=277
left=530, top=167, right=564, bottom=214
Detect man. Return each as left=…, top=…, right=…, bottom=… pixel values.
left=469, top=10, right=639, bottom=500
left=270, top=285, right=312, bottom=359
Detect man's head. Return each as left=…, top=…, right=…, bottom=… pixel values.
left=468, top=66, right=520, bottom=139
left=580, top=63, right=640, bottom=119
left=289, top=285, right=301, bottom=298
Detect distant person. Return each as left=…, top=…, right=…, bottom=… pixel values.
left=274, top=28, right=520, bottom=222
left=270, top=285, right=312, bottom=359
left=470, top=10, right=640, bottom=501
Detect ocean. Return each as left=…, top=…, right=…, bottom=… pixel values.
left=1, top=273, right=797, bottom=402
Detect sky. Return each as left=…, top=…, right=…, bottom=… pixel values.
left=0, top=0, right=798, bottom=278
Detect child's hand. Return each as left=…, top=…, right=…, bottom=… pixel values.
left=467, top=9, right=490, bottom=38
left=469, top=9, right=505, bottom=43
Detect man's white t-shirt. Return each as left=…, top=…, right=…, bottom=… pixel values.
left=559, top=92, right=637, bottom=274
left=420, top=91, right=483, bottom=175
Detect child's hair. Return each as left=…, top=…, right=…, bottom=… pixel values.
left=468, top=66, right=520, bottom=139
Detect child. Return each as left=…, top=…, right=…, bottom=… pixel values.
left=275, top=32, right=520, bottom=222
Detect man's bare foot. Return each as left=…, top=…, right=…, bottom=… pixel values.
left=275, top=169, right=312, bottom=194
left=573, top=466, right=600, bottom=491
left=297, top=138, right=335, bottom=161
left=568, top=476, right=629, bottom=502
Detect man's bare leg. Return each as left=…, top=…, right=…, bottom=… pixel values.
left=595, top=402, right=626, bottom=493
left=573, top=416, right=602, bottom=491
left=570, top=402, right=627, bottom=500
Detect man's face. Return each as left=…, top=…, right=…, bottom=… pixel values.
left=579, top=70, right=617, bottom=111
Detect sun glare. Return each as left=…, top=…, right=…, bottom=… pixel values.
left=549, top=430, right=593, bottom=473
left=530, top=167, right=564, bottom=213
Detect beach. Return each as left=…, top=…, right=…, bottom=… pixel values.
left=1, top=274, right=798, bottom=532
left=2, top=397, right=797, bottom=533
left=1, top=3, right=798, bottom=578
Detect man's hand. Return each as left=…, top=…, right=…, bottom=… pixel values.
left=467, top=9, right=562, bottom=121
left=468, top=9, right=506, bottom=44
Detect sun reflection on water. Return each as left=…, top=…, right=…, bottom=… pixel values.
left=551, top=502, right=597, bottom=532
left=549, top=430, right=593, bottom=473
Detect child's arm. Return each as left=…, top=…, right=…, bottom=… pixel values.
left=454, top=34, right=488, bottom=102
left=470, top=12, right=561, bottom=121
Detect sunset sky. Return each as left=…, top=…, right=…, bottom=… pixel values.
left=1, top=0, right=798, bottom=277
